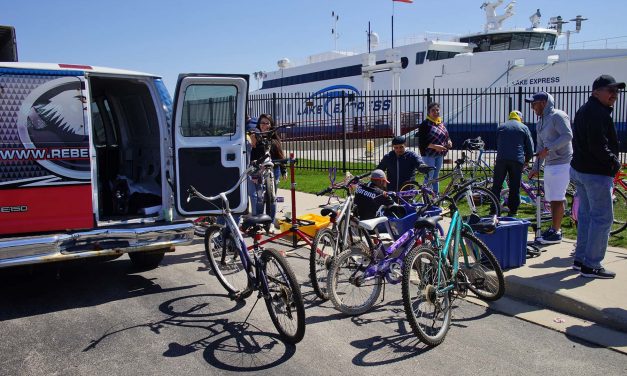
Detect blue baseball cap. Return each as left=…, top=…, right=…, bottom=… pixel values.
left=524, top=91, right=548, bottom=103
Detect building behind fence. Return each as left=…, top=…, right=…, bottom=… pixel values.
left=248, top=86, right=627, bottom=172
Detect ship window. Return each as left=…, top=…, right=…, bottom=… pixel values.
left=415, top=51, right=426, bottom=64
left=426, top=50, right=459, bottom=61
left=401, top=57, right=408, bottom=69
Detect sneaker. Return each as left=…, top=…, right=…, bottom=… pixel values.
left=537, top=228, right=562, bottom=245
left=572, top=260, right=583, bottom=271
left=580, top=266, right=616, bottom=279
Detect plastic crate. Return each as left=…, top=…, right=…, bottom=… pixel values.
left=475, top=217, right=530, bottom=269
left=388, top=205, right=443, bottom=239
left=278, top=213, right=330, bottom=240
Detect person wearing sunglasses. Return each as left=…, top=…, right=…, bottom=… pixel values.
left=570, top=75, right=625, bottom=279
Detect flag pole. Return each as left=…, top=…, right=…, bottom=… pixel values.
left=391, top=0, right=395, bottom=48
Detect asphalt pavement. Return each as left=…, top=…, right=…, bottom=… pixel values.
left=274, top=188, right=627, bottom=344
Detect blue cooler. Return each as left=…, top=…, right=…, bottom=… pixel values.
left=475, top=217, right=530, bottom=269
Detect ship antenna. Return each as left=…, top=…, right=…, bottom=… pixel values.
left=331, top=11, right=340, bottom=50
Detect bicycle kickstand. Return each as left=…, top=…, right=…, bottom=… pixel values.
left=242, top=293, right=262, bottom=325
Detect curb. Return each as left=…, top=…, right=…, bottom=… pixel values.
left=505, top=274, right=627, bottom=333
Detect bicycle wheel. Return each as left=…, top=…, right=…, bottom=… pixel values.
left=309, top=228, right=337, bottom=300
left=204, top=225, right=253, bottom=299
left=458, top=231, right=505, bottom=301
left=261, top=248, right=306, bottom=344
left=399, top=181, right=431, bottom=206
left=327, top=245, right=382, bottom=315
left=264, top=172, right=276, bottom=206
left=611, top=188, right=627, bottom=235
left=402, top=246, right=451, bottom=347
left=453, top=186, right=501, bottom=220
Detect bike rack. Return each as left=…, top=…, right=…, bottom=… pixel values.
left=247, top=153, right=315, bottom=250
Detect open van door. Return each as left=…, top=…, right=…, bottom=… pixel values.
left=172, top=74, right=248, bottom=216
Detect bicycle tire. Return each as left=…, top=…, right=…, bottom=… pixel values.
left=309, top=228, right=337, bottom=300
left=402, top=246, right=451, bottom=347
left=261, top=248, right=306, bottom=344
left=611, top=188, right=627, bottom=236
left=264, top=173, right=276, bottom=206
left=398, top=180, right=431, bottom=206
left=327, top=246, right=382, bottom=315
left=204, top=225, right=253, bottom=299
left=458, top=231, right=505, bottom=301
left=453, top=186, right=501, bottom=220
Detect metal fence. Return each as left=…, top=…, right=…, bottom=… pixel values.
left=248, top=86, right=627, bottom=172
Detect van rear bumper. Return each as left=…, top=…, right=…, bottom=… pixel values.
left=0, top=222, right=194, bottom=268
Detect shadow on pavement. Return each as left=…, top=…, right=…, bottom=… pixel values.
left=0, top=259, right=200, bottom=321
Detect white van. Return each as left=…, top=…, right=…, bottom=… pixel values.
left=0, top=62, right=248, bottom=269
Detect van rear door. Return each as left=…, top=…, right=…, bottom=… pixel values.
left=172, top=74, right=248, bottom=216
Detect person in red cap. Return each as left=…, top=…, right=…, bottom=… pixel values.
left=569, top=74, right=625, bottom=279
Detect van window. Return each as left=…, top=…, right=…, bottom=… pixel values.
left=180, top=85, right=238, bottom=137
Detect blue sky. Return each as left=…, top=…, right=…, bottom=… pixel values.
left=3, top=0, right=625, bottom=94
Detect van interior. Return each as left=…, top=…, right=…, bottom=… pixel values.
left=89, top=76, right=163, bottom=221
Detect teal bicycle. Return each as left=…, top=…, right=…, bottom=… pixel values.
left=401, top=196, right=505, bottom=347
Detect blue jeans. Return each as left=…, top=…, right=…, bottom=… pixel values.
left=570, top=168, right=613, bottom=269
left=422, top=155, right=444, bottom=194
left=249, top=166, right=281, bottom=221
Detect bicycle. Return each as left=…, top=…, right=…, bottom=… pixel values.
left=461, top=136, right=498, bottom=188
left=309, top=171, right=371, bottom=301
left=610, top=165, right=627, bottom=235
left=402, top=195, right=505, bottom=347
left=399, top=152, right=501, bottom=220
left=248, top=124, right=288, bottom=224
left=326, top=179, right=503, bottom=317
left=500, top=166, right=577, bottom=227
left=187, top=166, right=306, bottom=344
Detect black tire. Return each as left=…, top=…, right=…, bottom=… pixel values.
left=402, top=246, right=451, bottom=347
left=204, top=225, right=252, bottom=299
left=610, top=188, right=627, bottom=236
left=458, top=231, right=505, bottom=301
left=265, top=173, right=276, bottom=207
left=309, top=228, right=337, bottom=300
left=453, top=186, right=501, bottom=220
left=399, top=180, right=434, bottom=206
left=327, top=246, right=382, bottom=315
left=261, top=248, right=306, bottom=344
left=129, top=250, right=165, bottom=270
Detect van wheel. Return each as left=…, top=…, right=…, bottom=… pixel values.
left=129, top=250, right=166, bottom=270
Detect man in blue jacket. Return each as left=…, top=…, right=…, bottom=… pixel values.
left=377, top=135, right=430, bottom=192
left=526, top=91, right=573, bottom=244
left=491, top=110, right=535, bottom=217
left=570, top=75, right=624, bottom=279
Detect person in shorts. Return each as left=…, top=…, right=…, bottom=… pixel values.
left=526, top=91, right=573, bottom=244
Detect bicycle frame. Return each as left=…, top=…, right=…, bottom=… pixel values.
left=189, top=168, right=284, bottom=299
left=433, top=208, right=474, bottom=295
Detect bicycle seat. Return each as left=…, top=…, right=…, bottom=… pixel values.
left=241, top=214, right=273, bottom=231
left=359, top=217, right=388, bottom=231
left=467, top=214, right=498, bottom=234
left=320, top=205, right=340, bottom=218
left=414, top=215, right=442, bottom=230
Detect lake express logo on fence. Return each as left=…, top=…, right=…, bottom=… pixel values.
left=298, top=85, right=391, bottom=117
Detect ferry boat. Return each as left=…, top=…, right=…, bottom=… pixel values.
left=253, top=1, right=627, bottom=121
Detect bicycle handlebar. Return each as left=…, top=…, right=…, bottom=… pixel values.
left=187, top=165, right=255, bottom=204
left=316, top=171, right=371, bottom=196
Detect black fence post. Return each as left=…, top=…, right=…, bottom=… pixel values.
left=342, top=91, right=347, bottom=173
left=517, top=86, right=523, bottom=114
left=272, top=92, right=277, bottom=119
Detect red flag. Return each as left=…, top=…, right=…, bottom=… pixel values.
left=393, top=0, right=413, bottom=3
